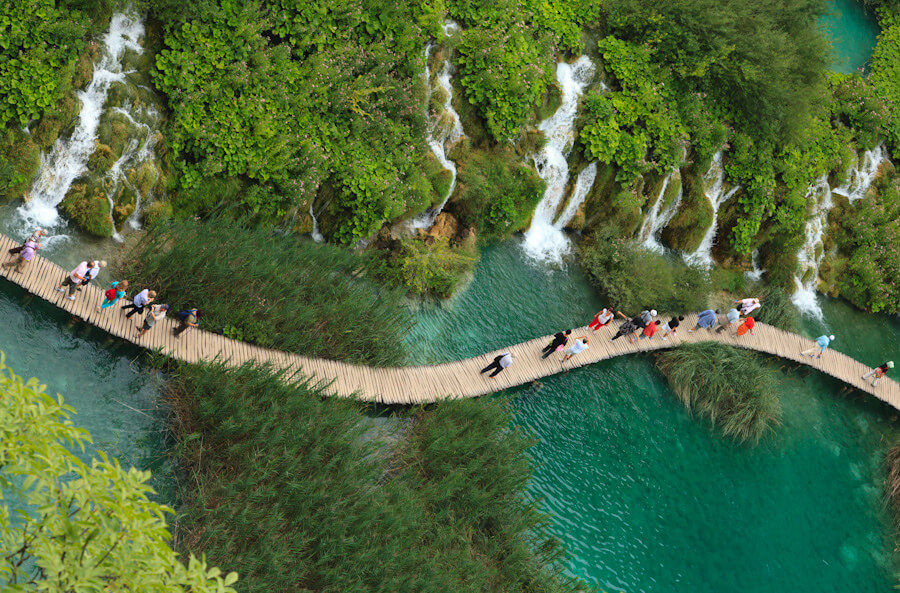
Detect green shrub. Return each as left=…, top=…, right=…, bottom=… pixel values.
left=578, top=226, right=711, bottom=313
left=166, top=362, right=580, bottom=593
left=871, top=14, right=900, bottom=152
left=379, top=236, right=479, bottom=298
left=656, top=342, right=782, bottom=443
left=0, top=128, right=40, bottom=200
left=120, top=219, right=412, bottom=365
left=450, top=142, right=545, bottom=238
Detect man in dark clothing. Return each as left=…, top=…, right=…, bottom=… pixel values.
left=541, top=329, right=572, bottom=359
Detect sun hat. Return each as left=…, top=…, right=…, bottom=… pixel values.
left=828, top=334, right=835, bottom=340
left=888, top=361, right=895, bottom=369
left=650, top=309, right=657, bottom=317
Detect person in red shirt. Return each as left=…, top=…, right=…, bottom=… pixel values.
left=640, top=320, right=661, bottom=340
left=736, top=316, right=755, bottom=336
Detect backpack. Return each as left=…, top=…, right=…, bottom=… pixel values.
left=178, top=309, right=193, bottom=321
left=105, top=288, right=118, bottom=301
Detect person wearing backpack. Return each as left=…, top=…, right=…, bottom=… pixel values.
left=174, top=308, right=203, bottom=338
left=136, top=304, right=169, bottom=338
left=98, top=280, right=129, bottom=310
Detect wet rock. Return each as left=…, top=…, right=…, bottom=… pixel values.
left=428, top=212, right=459, bottom=240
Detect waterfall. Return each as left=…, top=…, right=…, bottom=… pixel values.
left=685, top=152, right=739, bottom=268
left=744, top=249, right=766, bottom=281
left=108, top=105, right=160, bottom=233
left=409, top=25, right=465, bottom=230
left=832, top=144, right=889, bottom=202
left=16, top=13, right=145, bottom=232
left=791, top=176, right=833, bottom=319
left=310, top=204, right=324, bottom=242
left=556, top=162, right=597, bottom=228
left=639, top=170, right=685, bottom=253
left=523, top=56, right=596, bottom=263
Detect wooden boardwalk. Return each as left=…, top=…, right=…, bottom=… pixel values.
left=2, top=232, right=899, bottom=408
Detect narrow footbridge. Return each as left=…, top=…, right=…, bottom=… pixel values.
left=2, top=233, right=898, bottom=408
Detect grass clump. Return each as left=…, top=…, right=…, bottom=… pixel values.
left=578, top=225, right=711, bottom=313
left=121, top=219, right=411, bottom=365
left=656, top=342, right=781, bottom=443
left=166, top=362, right=580, bottom=593
left=377, top=236, right=478, bottom=299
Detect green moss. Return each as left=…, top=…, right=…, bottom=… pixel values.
left=87, top=143, right=115, bottom=172
left=142, top=201, right=173, bottom=226
left=660, top=167, right=713, bottom=251
left=59, top=183, right=112, bottom=237
left=378, top=236, right=479, bottom=298
left=535, top=82, right=562, bottom=121
left=31, top=93, right=80, bottom=149
left=421, top=153, right=453, bottom=208
left=659, top=171, right=682, bottom=213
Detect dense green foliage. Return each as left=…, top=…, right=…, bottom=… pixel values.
left=578, top=226, right=711, bottom=313
left=871, top=9, right=900, bottom=153
left=377, top=236, right=479, bottom=298
left=656, top=342, right=781, bottom=443
left=829, top=172, right=900, bottom=313
left=450, top=142, right=545, bottom=237
left=166, top=362, right=578, bottom=593
left=0, top=353, right=236, bottom=592
left=120, top=219, right=411, bottom=365
left=580, top=36, right=686, bottom=180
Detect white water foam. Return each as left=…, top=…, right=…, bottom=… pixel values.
left=832, top=144, right=889, bottom=202
left=556, top=162, right=597, bottom=229
left=409, top=25, right=465, bottom=230
left=310, top=203, right=324, bottom=242
left=744, top=249, right=766, bottom=281
left=16, top=13, right=145, bottom=233
left=522, top=56, right=595, bottom=263
left=639, top=170, right=686, bottom=253
left=791, top=175, right=833, bottom=319
left=685, top=152, right=739, bottom=268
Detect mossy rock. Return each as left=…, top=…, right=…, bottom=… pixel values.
left=452, top=88, right=490, bottom=149
left=88, top=142, right=116, bottom=172
left=514, top=128, right=546, bottom=157
left=659, top=170, right=682, bottom=213
left=710, top=187, right=746, bottom=262
left=660, top=168, right=713, bottom=251
left=142, top=200, right=173, bottom=226
left=582, top=162, right=619, bottom=232
left=96, top=109, right=132, bottom=160
left=32, top=94, right=80, bottom=149
left=642, top=172, right=667, bottom=209
left=534, top=83, right=562, bottom=121
left=60, top=183, right=112, bottom=237
left=429, top=86, right=449, bottom=115
left=73, top=46, right=95, bottom=89
left=126, top=160, right=160, bottom=199
left=564, top=203, right=586, bottom=231
left=0, top=128, right=40, bottom=200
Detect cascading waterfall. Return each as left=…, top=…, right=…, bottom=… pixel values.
left=744, top=249, right=766, bottom=281
left=409, top=24, right=465, bottom=230
left=556, top=162, right=597, bottom=228
left=685, top=152, right=740, bottom=268
left=791, top=175, right=833, bottom=318
left=309, top=204, right=324, bottom=242
left=639, top=171, right=684, bottom=253
left=833, top=144, right=889, bottom=202
left=109, top=105, right=160, bottom=233
left=523, top=56, right=595, bottom=263
left=16, top=12, right=145, bottom=232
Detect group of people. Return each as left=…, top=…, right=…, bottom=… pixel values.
left=480, top=297, right=895, bottom=388
left=3, top=229, right=203, bottom=340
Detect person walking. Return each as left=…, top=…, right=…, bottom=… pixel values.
left=716, top=308, right=741, bottom=333
left=480, top=352, right=512, bottom=378
left=801, top=334, right=834, bottom=358
left=689, top=309, right=720, bottom=332
left=2, top=237, right=40, bottom=273
left=174, top=308, right=202, bottom=337
left=661, top=315, right=684, bottom=340
left=122, top=288, right=156, bottom=318
left=610, top=312, right=640, bottom=343
left=56, top=261, right=90, bottom=301
left=588, top=308, right=615, bottom=331
left=736, top=297, right=761, bottom=316
left=862, top=361, right=894, bottom=386
left=136, top=304, right=169, bottom=338
left=541, top=329, right=572, bottom=359
left=560, top=337, right=589, bottom=363
left=640, top=320, right=661, bottom=340
left=640, top=309, right=658, bottom=327
left=8, top=229, right=47, bottom=255
left=79, top=260, right=106, bottom=290
left=735, top=316, right=755, bottom=336
left=98, top=280, right=128, bottom=310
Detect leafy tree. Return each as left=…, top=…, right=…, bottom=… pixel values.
left=0, top=353, right=236, bottom=592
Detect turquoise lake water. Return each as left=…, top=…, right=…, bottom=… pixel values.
left=410, top=241, right=900, bottom=592
left=823, top=0, right=881, bottom=73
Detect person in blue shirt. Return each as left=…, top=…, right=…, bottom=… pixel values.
left=802, top=334, right=835, bottom=359
left=688, top=309, right=720, bottom=332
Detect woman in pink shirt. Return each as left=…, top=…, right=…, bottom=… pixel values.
left=736, top=298, right=761, bottom=316
left=2, top=239, right=39, bottom=273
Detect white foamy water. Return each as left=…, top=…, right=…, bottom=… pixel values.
left=310, top=203, right=324, bottom=242
left=832, top=144, right=890, bottom=203
left=16, top=13, right=145, bottom=233
left=111, top=106, right=160, bottom=231
left=523, top=56, right=596, bottom=263
left=744, top=249, right=766, bottom=281
left=409, top=26, right=465, bottom=230
left=685, top=152, right=739, bottom=268
left=791, top=176, right=833, bottom=319
left=640, top=170, right=685, bottom=253
left=556, top=162, right=597, bottom=228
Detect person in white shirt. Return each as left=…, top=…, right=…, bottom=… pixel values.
left=560, top=337, right=589, bottom=363
left=122, top=288, right=157, bottom=318
left=480, top=352, right=513, bottom=378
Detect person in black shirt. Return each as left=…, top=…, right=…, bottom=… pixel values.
left=661, top=316, right=685, bottom=340
left=541, top=329, right=572, bottom=359
left=862, top=361, right=894, bottom=386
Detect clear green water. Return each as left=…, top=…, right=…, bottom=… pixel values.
left=0, top=279, right=171, bottom=497
left=410, top=242, right=900, bottom=592
left=822, top=0, right=881, bottom=73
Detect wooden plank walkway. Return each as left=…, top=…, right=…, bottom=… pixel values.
left=2, top=232, right=899, bottom=408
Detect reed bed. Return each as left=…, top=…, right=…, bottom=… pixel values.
left=656, top=342, right=782, bottom=443
left=165, top=362, right=580, bottom=593
left=121, top=219, right=411, bottom=366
